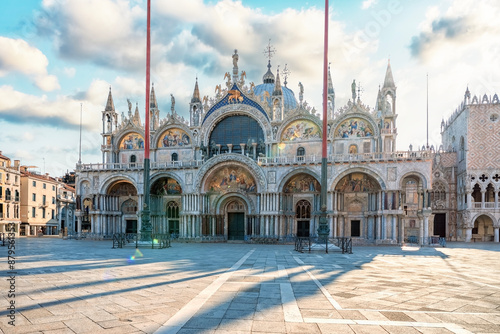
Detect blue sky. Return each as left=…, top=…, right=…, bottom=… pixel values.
left=0, top=0, right=499, bottom=175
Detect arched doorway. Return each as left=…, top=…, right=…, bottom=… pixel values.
left=296, top=200, right=311, bottom=237
left=335, top=172, right=380, bottom=239
left=166, top=201, right=180, bottom=235
left=282, top=172, right=320, bottom=237
left=226, top=199, right=245, bottom=240
left=121, top=199, right=138, bottom=233
left=150, top=177, right=182, bottom=234
left=472, top=215, right=494, bottom=241
left=107, top=181, right=138, bottom=235
left=82, top=198, right=92, bottom=232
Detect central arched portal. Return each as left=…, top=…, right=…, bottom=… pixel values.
left=226, top=199, right=246, bottom=240
left=335, top=172, right=381, bottom=239
left=150, top=177, right=183, bottom=235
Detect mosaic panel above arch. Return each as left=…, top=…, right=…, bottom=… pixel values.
left=205, top=166, right=257, bottom=193
left=283, top=174, right=320, bottom=193
left=335, top=173, right=380, bottom=192
left=281, top=120, right=321, bottom=142
left=120, top=133, right=144, bottom=150
left=107, top=181, right=137, bottom=196
left=335, top=118, right=374, bottom=138
left=151, top=177, right=182, bottom=195
left=158, top=128, right=191, bottom=148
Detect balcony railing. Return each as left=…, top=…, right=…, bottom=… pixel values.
left=78, top=160, right=204, bottom=171
left=260, top=150, right=432, bottom=165
left=380, top=128, right=397, bottom=135
left=471, top=202, right=497, bottom=209
left=78, top=150, right=433, bottom=172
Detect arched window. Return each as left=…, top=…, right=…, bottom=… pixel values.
left=130, top=155, right=136, bottom=167
left=121, top=199, right=138, bottom=214
left=209, top=115, right=265, bottom=157
left=171, top=153, right=178, bottom=162
left=297, top=147, right=305, bottom=161
left=472, top=183, right=481, bottom=203
left=486, top=183, right=495, bottom=202
left=432, top=182, right=446, bottom=202
left=295, top=200, right=311, bottom=219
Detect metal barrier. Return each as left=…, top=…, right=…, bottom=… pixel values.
left=405, top=236, right=446, bottom=247
left=294, top=236, right=352, bottom=254
left=111, top=233, right=172, bottom=249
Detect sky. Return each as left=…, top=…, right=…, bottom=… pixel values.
left=0, top=0, right=499, bottom=176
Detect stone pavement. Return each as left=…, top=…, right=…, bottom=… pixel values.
left=1, top=238, right=500, bottom=334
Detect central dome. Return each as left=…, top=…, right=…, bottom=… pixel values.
left=253, top=61, right=298, bottom=111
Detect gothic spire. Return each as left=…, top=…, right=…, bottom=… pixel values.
left=133, top=102, right=141, bottom=126
left=327, top=64, right=334, bottom=95
left=191, top=77, right=201, bottom=103
left=150, top=83, right=158, bottom=109
left=383, top=59, right=396, bottom=89
left=105, top=86, right=115, bottom=111
left=376, top=85, right=383, bottom=106
left=273, top=67, right=282, bottom=96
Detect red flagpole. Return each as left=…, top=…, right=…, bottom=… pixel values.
left=318, top=0, right=330, bottom=245
left=322, top=0, right=328, bottom=158
left=141, top=0, right=152, bottom=238
left=145, top=0, right=151, bottom=159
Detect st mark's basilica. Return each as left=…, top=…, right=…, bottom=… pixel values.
left=75, top=50, right=500, bottom=244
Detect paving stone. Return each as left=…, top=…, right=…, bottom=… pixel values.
left=5, top=239, right=500, bottom=334
left=252, top=320, right=286, bottom=333
left=63, top=317, right=103, bottom=333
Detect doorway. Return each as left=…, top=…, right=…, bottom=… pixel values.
left=297, top=221, right=310, bottom=237
left=126, top=220, right=137, bottom=233
left=351, top=220, right=360, bottom=237
left=433, top=213, right=446, bottom=237
left=296, top=200, right=311, bottom=237
left=228, top=212, right=245, bottom=240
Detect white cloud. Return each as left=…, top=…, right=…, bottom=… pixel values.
left=64, top=67, right=76, bottom=77
left=38, top=0, right=146, bottom=70
left=0, top=37, right=60, bottom=91
left=362, top=0, right=378, bottom=10
left=396, top=0, right=500, bottom=149
left=34, top=74, right=60, bottom=92
left=0, top=85, right=101, bottom=131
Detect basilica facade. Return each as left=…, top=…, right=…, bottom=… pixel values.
left=75, top=51, right=500, bottom=244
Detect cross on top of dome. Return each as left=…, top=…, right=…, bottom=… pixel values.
left=263, top=39, right=276, bottom=62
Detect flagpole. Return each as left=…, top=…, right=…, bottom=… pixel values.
left=426, top=73, right=429, bottom=149
left=318, top=0, right=330, bottom=250
left=141, top=0, right=152, bottom=240
left=78, top=103, right=82, bottom=165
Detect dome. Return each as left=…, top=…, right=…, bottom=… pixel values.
left=254, top=83, right=298, bottom=110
